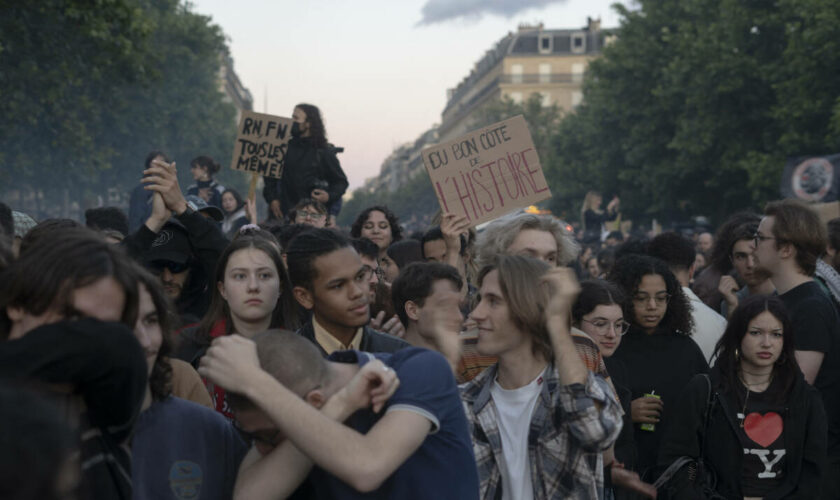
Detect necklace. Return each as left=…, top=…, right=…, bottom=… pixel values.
left=738, top=374, right=772, bottom=428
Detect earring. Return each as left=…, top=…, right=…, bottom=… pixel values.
left=734, top=348, right=740, bottom=361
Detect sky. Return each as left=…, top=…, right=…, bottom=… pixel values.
left=190, top=0, right=624, bottom=189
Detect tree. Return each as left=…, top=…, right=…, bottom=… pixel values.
left=553, top=0, right=840, bottom=225
left=0, top=0, right=240, bottom=215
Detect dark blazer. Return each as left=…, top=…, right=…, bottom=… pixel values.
left=297, top=321, right=410, bottom=357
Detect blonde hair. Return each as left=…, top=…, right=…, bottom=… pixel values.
left=475, top=213, right=579, bottom=270
left=580, top=191, right=603, bottom=228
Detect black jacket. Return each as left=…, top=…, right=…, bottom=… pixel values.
left=659, top=369, right=827, bottom=499
left=263, top=137, right=348, bottom=214
left=297, top=321, right=410, bottom=357
left=123, top=210, right=228, bottom=323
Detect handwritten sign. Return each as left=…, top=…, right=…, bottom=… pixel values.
left=423, top=115, right=551, bottom=227
left=229, top=110, right=293, bottom=179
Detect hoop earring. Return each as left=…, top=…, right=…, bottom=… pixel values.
left=734, top=348, right=740, bottom=361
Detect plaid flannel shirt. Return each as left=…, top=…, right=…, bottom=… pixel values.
left=460, top=366, right=622, bottom=500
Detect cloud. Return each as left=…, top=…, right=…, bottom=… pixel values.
left=417, top=0, right=568, bottom=25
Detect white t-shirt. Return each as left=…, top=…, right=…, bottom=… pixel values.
left=683, top=286, right=727, bottom=362
left=490, top=369, right=545, bottom=500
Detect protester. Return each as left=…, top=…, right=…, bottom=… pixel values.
left=124, top=159, right=228, bottom=323
left=185, top=194, right=225, bottom=223
left=420, top=213, right=472, bottom=295
left=648, top=231, right=727, bottom=362
left=607, top=254, right=708, bottom=474
left=659, top=295, right=827, bottom=498
left=85, top=206, right=129, bottom=243
left=475, top=212, right=579, bottom=269
left=381, top=239, right=424, bottom=284
left=581, top=190, right=620, bottom=244
left=0, top=383, right=79, bottom=500
left=605, top=230, right=625, bottom=247
left=696, top=231, right=714, bottom=254
left=350, top=205, right=403, bottom=259
left=176, top=229, right=301, bottom=418
left=18, top=217, right=80, bottom=256
left=291, top=198, right=328, bottom=228
left=754, top=199, right=840, bottom=496
left=130, top=268, right=247, bottom=499
left=285, top=228, right=409, bottom=356
left=461, top=256, right=622, bottom=499
left=718, top=221, right=775, bottom=317
left=220, top=188, right=250, bottom=238
left=391, top=262, right=464, bottom=370
left=597, top=247, right=616, bottom=278
left=586, top=254, right=601, bottom=279
left=692, top=212, right=761, bottom=309
left=353, top=237, right=405, bottom=339
left=263, top=104, right=348, bottom=221
left=198, top=329, right=479, bottom=499
left=572, top=279, right=657, bottom=499
left=816, top=217, right=840, bottom=308
left=187, top=155, right=225, bottom=208
left=0, top=227, right=147, bottom=500
left=128, top=151, right=169, bottom=233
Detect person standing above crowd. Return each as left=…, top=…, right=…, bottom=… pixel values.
left=350, top=205, right=402, bottom=260
left=581, top=190, right=620, bottom=244
left=660, top=295, right=826, bottom=499
left=263, top=104, right=348, bottom=222
left=608, top=254, right=708, bottom=475
left=648, top=232, right=727, bottom=362
left=753, top=199, right=840, bottom=497
left=187, top=155, right=225, bottom=208
left=461, top=256, right=622, bottom=499
left=220, top=188, right=250, bottom=238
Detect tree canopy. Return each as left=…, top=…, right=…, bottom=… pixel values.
left=0, top=0, right=240, bottom=214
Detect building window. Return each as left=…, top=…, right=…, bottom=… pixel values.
left=541, top=91, right=551, bottom=107
left=511, top=64, right=523, bottom=84
left=571, top=33, right=586, bottom=54
left=571, top=63, right=584, bottom=83
left=572, top=91, right=583, bottom=108
left=539, top=63, right=551, bottom=83
left=539, top=35, right=553, bottom=54
left=509, top=92, right=523, bottom=104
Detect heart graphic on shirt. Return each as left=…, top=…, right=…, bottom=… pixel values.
left=743, top=412, right=783, bottom=447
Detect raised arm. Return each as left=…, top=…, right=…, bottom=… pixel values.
left=200, top=336, right=423, bottom=493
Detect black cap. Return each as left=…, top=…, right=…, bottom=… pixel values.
left=144, top=224, right=191, bottom=265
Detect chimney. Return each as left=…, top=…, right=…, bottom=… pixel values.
left=587, top=17, right=601, bottom=32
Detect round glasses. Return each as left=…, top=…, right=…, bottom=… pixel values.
left=581, top=318, right=630, bottom=336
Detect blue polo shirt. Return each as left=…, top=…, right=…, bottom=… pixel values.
left=305, top=347, right=479, bottom=499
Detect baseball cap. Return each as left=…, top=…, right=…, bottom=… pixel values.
left=144, top=223, right=191, bottom=266
left=185, top=195, right=224, bottom=222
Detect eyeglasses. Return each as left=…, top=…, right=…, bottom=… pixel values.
left=296, top=210, right=325, bottom=220
left=581, top=318, right=630, bottom=336
left=360, top=265, right=382, bottom=281
left=632, top=293, right=670, bottom=306
left=148, top=260, right=189, bottom=274
left=753, top=233, right=776, bottom=246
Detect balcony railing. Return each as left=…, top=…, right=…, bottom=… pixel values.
left=500, top=73, right=583, bottom=84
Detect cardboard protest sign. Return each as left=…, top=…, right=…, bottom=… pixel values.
left=423, top=115, right=551, bottom=227
left=229, top=110, right=294, bottom=179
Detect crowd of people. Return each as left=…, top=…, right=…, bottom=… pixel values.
left=3, top=108, right=840, bottom=500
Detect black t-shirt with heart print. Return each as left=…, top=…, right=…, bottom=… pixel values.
left=728, top=379, right=787, bottom=497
